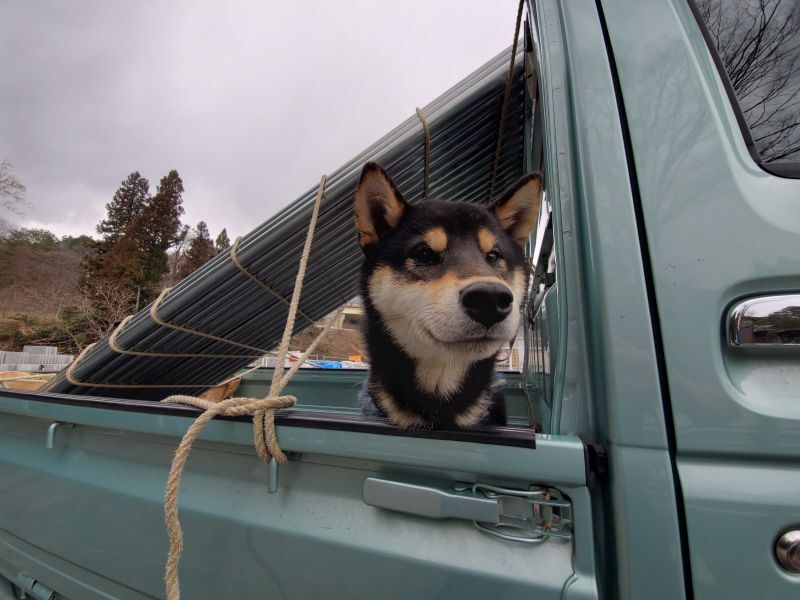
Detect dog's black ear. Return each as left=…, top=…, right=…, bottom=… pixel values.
left=493, top=173, right=542, bottom=248
left=355, top=162, right=408, bottom=247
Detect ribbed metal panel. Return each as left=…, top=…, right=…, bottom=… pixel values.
left=46, top=46, right=527, bottom=399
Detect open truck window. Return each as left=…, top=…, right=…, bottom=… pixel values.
left=33, top=21, right=548, bottom=443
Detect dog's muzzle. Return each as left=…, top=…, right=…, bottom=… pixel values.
left=460, top=282, right=513, bottom=328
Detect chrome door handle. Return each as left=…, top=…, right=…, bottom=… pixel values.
left=727, top=294, right=800, bottom=347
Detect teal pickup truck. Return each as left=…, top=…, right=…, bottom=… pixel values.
left=1, top=1, right=799, bottom=598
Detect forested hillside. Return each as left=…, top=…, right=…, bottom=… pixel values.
left=1, top=164, right=362, bottom=360
left=1, top=168, right=228, bottom=354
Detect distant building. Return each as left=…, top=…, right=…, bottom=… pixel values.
left=331, top=297, right=365, bottom=331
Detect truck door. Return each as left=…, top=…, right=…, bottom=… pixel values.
left=600, top=0, right=800, bottom=597
left=0, top=3, right=607, bottom=600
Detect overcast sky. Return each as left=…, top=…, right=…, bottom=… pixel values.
left=0, top=1, right=518, bottom=240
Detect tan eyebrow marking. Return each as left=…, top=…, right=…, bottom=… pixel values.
left=478, top=227, right=497, bottom=254
left=423, top=227, right=448, bottom=252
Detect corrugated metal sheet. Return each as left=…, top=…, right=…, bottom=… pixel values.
left=46, top=46, right=528, bottom=399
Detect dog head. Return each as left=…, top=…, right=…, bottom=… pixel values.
left=355, top=162, right=542, bottom=378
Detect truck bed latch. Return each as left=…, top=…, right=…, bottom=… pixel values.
left=363, top=477, right=572, bottom=544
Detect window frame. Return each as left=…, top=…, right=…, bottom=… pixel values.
left=15, top=15, right=548, bottom=448
left=1, top=387, right=537, bottom=448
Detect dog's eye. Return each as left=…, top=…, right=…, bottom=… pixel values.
left=410, top=243, right=439, bottom=265
left=486, top=249, right=503, bottom=265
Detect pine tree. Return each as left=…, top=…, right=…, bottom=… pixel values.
left=215, top=228, right=231, bottom=253
left=178, top=221, right=216, bottom=278
left=131, top=170, right=185, bottom=297
left=83, top=172, right=150, bottom=298
left=101, top=235, right=142, bottom=288
left=82, top=169, right=185, bottom=303
left=96, top=172, right=150, bottom=243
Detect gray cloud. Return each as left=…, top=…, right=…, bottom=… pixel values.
left=1, top=0, right=518, bottom=239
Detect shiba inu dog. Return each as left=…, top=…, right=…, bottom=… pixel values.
left=355, top=162, right=542, bottom=429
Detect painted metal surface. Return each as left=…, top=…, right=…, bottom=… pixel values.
left=534, top=0, right=689, bottom=597
left=600, top=0, right=800, bottom=597
left=0, top=393, right=592, bottom=599
left=0, top=395, right=584, bottom=485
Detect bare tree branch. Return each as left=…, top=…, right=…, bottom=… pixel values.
left=41, top=281, right=138, bottom=353
left=0, top=160, right=28, bottom=214
left=698, top=0, right=800, bottom=161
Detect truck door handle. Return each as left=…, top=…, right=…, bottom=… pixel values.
left=727, top=294, right=800, bottom=347
left=362, top=477, right=572, bottom=543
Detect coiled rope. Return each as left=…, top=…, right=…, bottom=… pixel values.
left=160, top=175, right=329, bottom=600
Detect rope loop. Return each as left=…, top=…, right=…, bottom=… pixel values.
left=230, top=236, right=314, bottom=323
left=161, top=393, right=296, bottom=600
left=160, top=174, right=328, bottom=600
left=489, top=0, right=525, bottom=201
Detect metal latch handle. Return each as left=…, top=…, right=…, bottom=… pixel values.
left=363, top=478, right=500, bottom=522
left=362, top=477, right=572, bottom=543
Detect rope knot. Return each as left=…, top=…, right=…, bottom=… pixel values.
left=162, top=175, right=329, bottom=600
left=163, top=392, right=296, bottom=464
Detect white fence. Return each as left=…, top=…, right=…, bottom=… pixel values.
left=0, top=346, right=74, bottom=372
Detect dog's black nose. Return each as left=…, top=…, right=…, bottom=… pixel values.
left=460, top=282, right=513, bottom=328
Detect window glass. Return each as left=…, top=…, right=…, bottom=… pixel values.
left=695, top=0, right=800, bottom=162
